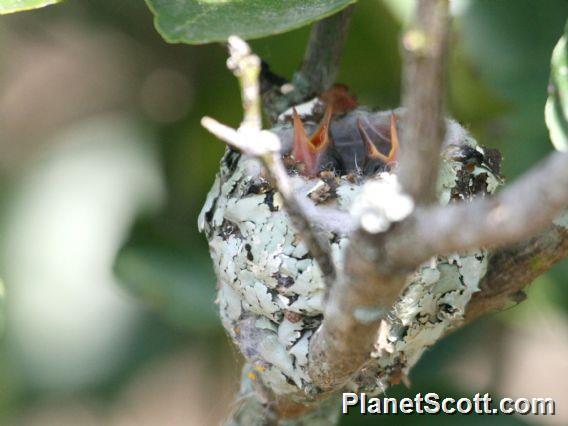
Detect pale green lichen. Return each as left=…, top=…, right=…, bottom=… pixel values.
left=353, top=306, right=387, bottom=324
left=553, top=209, right=568, bottom=229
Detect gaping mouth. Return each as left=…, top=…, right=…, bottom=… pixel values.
left=287, top=85, right=400, bottom=177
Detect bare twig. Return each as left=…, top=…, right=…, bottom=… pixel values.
left=308, top=0, right=451, bottom=391
left=262, top=5, right=355, bottom=122
left=294, top=5, right=355, bottom=97
left=384, top=151, right=568, bottom=269
left=398, top=0, right=450, bottom=204
left=227, top=36, right=263, bottom=131
left=202, top=36, right=336, bottom=283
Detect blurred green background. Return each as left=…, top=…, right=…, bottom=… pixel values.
left=0, top=0, right=567, bottom=424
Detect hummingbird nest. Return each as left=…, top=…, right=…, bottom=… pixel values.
left=199, top=86, right=502, bottom=397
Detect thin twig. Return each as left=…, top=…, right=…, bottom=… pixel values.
left=262, top=5, right=355, bottom=122
left=227, top=36, right=263, bottom=131
left=398, top=0, right=450, bottom=204
left=202, top=36, right=336, bottom=283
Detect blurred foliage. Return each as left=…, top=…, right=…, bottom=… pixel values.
left=545, top=20, right=568, bottom=151
left=0, top=0, right=567, bottom=425
left=114, top=224, right=219, bottom=332
left=146, top=0, right=356, bottom=44
left=0, top=278, right=4, bottom=336
left=456, top=0, right=568, bottom=178
left=0, top=0, right=60, bottom=15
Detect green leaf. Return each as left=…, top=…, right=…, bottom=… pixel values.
left=545, top=22, right=568, bottom=151
left=145, top=0, right=356, bottom=44
left=0, top=0, right=61, bottom=15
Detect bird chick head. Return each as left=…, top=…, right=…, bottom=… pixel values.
left=280, top=84, right=399, bottom=178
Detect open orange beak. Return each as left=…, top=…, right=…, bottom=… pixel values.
left=292, top=105, right=333, bottom=176
left=356, top=112, right=399, bottom=168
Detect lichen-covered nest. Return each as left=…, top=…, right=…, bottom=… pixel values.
left=199, top=98, right=502, bottom=397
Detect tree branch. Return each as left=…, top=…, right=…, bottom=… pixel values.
left=294, top=5, right=355, bottom=97
left=398, top=0, right=450, bottom=204
left=465, top=222, right=568, bottom=323
left=202, top=36, right=336, bottom=284
left=262, top=5, right=355, bottom=122
left=308, top=0, right=451, bottom=391
left=384, top=151, right=568, bottom=269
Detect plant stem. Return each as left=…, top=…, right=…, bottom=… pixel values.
left=262, top=5, right=355, bottom=122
